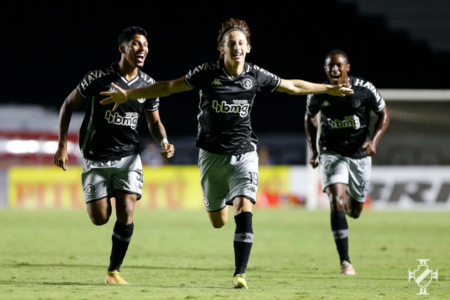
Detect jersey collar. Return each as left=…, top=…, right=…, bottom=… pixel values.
left=219, top=59, right=249, bottom=80
left=113, top=63, right=140, bottom=86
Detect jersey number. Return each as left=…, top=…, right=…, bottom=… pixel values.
left=249, top=172, right=259, bottom=186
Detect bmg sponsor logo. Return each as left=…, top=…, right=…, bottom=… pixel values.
left=105, top=110, right=139, bottom=130
left=212, top=100, right=250, bottom=117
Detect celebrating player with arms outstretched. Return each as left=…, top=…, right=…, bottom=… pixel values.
left=54, top=26, right=174, bottom=284
left=305, top=50, right=390, bottom=275
left=100, top=19, right=353, bottom=289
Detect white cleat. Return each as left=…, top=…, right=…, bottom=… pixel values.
left=340, top=260, right=355, bottom=275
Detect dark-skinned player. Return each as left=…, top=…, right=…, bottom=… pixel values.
left=305, top=49, right=390, bottom=275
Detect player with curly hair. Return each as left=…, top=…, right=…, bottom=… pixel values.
left=100, top=19, right=353, bottom=288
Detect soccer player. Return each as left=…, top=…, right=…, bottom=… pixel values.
left=53, top=26, right=175, bottom=284
left=100, top=19, right=353, bottom=288
left=305, top=50, right=390, bottom=275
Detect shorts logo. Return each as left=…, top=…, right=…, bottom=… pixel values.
left=241, top=78, right=253, bottom=90
left=203, top=196, right=210, bottom=207
left=351, top=98, right=361, bottom=107
left=322, top=172, right=330, bottom=183
left=137, top=98, right=146, bottom=103
left=86, top=184, right=95, bottom=196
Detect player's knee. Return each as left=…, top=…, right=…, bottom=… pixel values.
left=330, top=196, right=346, bottom=211
left=348, top=210, right=361, bottom=219
left=211, top=219, right=227, bottom=229
left=90, top=214, right=110, bottom=226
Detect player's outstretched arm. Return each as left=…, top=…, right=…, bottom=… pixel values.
left=362, top=106, right=390, bottom=156
left=305, top=112, right=320, bottom=168
left=276, top=79, right=354, bottom=97
left=54, top=89, right=85, bottom=171
left=100, top=77, right=192, bottom=112
left=144, top=110, right=174, bottom=159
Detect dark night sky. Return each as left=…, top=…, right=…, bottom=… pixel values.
left=2, top=1, right=449, bottom=138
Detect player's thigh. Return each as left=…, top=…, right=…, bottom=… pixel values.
left=227, top=150, right=259, bottom=208
left=82, top=159, right=112, bottom=203
left=86, top=197, right=113, bottom=225
left=346, top=156, right=371, bottom=203
left=319, top=154, right=350, bottom=192
left=199, top=149, right=230, bottom=213
left=111, top=154, right=144, bottom=201
left=114, top=190, right=137, bottom=225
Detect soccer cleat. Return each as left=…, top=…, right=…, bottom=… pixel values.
left=105, top=270, right=129, bottom=284
left=232, top=273, right=248, bottom=289
left=340, top=260, right=355, bottom=275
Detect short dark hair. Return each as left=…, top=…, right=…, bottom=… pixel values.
left=326, top=49, right=349, bottom=63
left=118, top=26, right=147, bottom=46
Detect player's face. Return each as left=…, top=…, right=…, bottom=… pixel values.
left=121, top=34, right=149, bottom=69
left=324, top=54, right=350, bottom=85
left=220, top=31, right=250, bottom=63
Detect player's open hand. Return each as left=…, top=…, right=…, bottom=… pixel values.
left=362, top=140, right=376, bottom=156
left=328, top=83, right=354, bottom=97
left=309, top=150, right=319, bottom=169
left=160, top=143, right=175, bottom=159
left=100, top=83, right=128, bottom=112
left=54, top=145, right=69, bottom=171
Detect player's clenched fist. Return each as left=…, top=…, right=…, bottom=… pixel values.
left=160, top=143, right=175, bottom=159
left=309, top=150, right=319, bottom=169
left=54, top=145, right=69, bottom=171
left=362, top=140, right=376, bottom=156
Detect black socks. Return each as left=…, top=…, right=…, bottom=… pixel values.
left=108, top=221, right=134, bottom=272
left=233, top=212, right=254, bottom=276
left=330, top=211, right=350, bottom=264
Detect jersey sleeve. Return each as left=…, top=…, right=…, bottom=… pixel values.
left=306, top=94, right=321, bottom=115
left=366, top=82, right=386, bottom=112
left=254, top=65, right=281, bottom=93
left=143, top=98, right=160, bottom=112
left=76, top=70, right=98, bottom=98
left=184, top=63, right=208, bottom=89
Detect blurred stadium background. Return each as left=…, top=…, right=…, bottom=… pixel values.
left=1, top=0, right=450, bottom=211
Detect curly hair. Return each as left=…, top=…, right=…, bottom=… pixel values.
left=217, top=18, right=251, bottom=59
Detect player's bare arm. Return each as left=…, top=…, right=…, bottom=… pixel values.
left=100, top=77, right=191, bottom=112
left=362, top=106, right=390, bottom=156
left=144, top=110, right=175, bottom=159
left=305, top=112, right=319, bottom=168
left=54, top=88, right=85, bottom=171
left=276, top=79, right=354, bottom=97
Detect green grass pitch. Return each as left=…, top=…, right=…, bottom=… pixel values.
left=0, top=209, right=448, bottom=299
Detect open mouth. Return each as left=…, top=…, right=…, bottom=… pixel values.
left=136, top=53, right=146, bottom=64
left=232, top=52, right=243, bottom=60
left=330, top=74, right=341, bottom=82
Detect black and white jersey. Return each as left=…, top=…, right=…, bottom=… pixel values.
left=76, top=63, right=159, bottom=161
left=185, top=59, right=281, bottom=155
left=306, top=76, right=386, bottom=158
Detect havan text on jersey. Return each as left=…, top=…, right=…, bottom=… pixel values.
left=212, top=100, right=250, bottom=117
